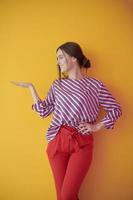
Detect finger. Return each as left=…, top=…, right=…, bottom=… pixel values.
left=78, top=124, right=85, bottom=128
left=11, top=82, right=19, bottom=86
left=14, top=83, right=21, bottom=86
left=10, top=81, right=17, bottom=84
left=10, top=81, right=19, bottom=85
left=78, top=122, right=89, bottom=128
left=80, top=130, right=86, bottom=135
left=81, top=131, right=88, bottom=135
left=85, top=131, right=90, bottom=135
left=80, top=128, right=88, bottom=134
left=79, top=127, right=85, bottom=131
left=82, top=129, right=90, bottom=135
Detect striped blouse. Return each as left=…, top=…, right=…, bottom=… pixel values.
left=32, top=77, right=122, bottom=143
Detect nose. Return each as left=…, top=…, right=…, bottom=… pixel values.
left=57, top=62, right=61, bottom=67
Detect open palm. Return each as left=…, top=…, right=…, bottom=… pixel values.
left=10, top=81, right=33, bottom=88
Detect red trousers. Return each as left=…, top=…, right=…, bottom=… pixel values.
left=46, top=124, right=94, bottom=200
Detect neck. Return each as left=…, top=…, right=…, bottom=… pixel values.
left=68, top=69, right=85, bottom=80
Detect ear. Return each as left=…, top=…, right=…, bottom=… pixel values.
left=71, top=56, right=77, bottom=63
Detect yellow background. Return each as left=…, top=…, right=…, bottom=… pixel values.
left=0, top=0, right=133, bottom=199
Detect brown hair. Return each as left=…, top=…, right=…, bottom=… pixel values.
left=56, top=41, right=91, bottom=81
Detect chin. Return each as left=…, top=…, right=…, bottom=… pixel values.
left=61, top=69, right=66, bottom=72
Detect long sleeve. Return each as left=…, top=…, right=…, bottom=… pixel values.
left=98, top=81, right=122, bottom=129
left=32, top=82, right=55, bottom=118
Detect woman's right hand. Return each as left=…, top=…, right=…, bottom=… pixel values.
left=10, top=81, right=33, bottom=88
left=10, top=81, right=41, bottom=103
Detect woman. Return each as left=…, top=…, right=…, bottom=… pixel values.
left=11, top=41, right=122, bottom=200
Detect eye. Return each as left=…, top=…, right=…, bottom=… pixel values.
left=57, top=57, right=63, bottom=62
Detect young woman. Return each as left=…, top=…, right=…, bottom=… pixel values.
left=11, top=41, right=122, bottom=200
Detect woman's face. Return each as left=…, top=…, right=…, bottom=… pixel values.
left=56, top=48, right=74, bottom=73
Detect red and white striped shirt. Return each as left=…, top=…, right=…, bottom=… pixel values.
left=32, top=77, right=122, bottom=143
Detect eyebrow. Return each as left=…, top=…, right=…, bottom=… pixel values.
left=56, top=55, right=63, bottom=59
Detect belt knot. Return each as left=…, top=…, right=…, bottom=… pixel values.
left=68, top=130, right=80, bottom=152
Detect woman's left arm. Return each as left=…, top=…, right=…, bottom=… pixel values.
left=97, top=80, right=122, bottom=130
left=77, top=80, right=122, bottom=134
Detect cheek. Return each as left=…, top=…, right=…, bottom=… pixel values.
left=63, top=58, right=67, bottom=64
left=67, top=61, right=73, bottom=69
left=62, top=61, right=68, bottom=69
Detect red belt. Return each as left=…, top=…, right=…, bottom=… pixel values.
left=46, top=124, right=94, bottom=158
